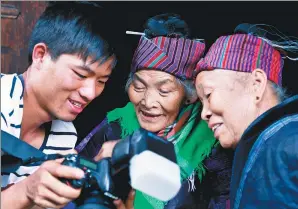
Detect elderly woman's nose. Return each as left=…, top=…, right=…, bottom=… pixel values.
left=201, top=103, right=212, bottom=121
left=141, top=91, right=157, bottom=108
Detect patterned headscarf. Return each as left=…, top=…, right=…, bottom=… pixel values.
left=131, top=35, right=205, bottom=80
left=195, top=33, right=284, bottom=85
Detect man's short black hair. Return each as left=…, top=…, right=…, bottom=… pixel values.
left=28, top=1, right=116, bottom=66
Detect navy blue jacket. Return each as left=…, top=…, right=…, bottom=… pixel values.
left=231, top=95, right=298, bottom=209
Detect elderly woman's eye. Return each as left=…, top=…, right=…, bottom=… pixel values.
left=161, top=90, right=170, bottom=93
left=134, top=86, right=145, bottom=92
left=206, top=93, right=211, bottom=99
left=159, top=89, right=171, bottom=96
left=132, top=81, right=145, bottom=91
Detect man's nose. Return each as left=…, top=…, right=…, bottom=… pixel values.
left=79, top=79, right=98, bottom=102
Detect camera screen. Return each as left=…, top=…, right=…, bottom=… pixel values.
left=80, top=158, right=97, bottom=170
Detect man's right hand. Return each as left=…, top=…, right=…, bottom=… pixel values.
left=21, top=159, right=85, bottom=209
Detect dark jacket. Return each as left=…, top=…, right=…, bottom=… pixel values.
left=78, top=119, right=233, bottom=209
left=230, top=95, right=298, bottom=209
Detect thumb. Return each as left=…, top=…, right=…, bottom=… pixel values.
left=56, top=149, right=78, bottom=155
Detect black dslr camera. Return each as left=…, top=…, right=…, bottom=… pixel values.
left=62, top=128, right=182, bottom=209
left=61, top=155, right=118, bottom=209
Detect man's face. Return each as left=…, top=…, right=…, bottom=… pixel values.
left=32, top=54, right=115, bottom=121
left=195, top=70, right=257, bottom=149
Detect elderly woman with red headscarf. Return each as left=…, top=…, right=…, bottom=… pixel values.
left=76, top=14, right=233, bottom=209
left=195, top=24, right=298, bottom=209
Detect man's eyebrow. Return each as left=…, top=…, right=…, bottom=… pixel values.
left=72, top=65, right=93, bottom=74
left=72, top=64, right=112, bottom=79
left=100, top=74, right=110, bottom=79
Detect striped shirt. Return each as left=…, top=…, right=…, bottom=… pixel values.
left=1, top=73, right=78, bottom=188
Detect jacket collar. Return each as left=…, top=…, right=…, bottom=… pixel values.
left=241, top=95, right=298, bottom=141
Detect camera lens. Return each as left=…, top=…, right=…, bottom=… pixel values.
left=77, top=203, right=111, bottom=209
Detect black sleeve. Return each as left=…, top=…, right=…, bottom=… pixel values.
left=168, top=145, right=234, bottom=209
left=79, top=120, right=122, bottom=159
left=198, top=145, right=234, bottom=209
left=78, top=120, right=133, bottom=201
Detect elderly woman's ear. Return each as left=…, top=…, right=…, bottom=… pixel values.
left=184, top=94, right=198, bottom=105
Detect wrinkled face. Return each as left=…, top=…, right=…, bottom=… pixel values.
left=128, top=70, right=185, bottom=133
left=32, top=54, right=115, bottom=121
left=195, top=70, right=257, bottom=149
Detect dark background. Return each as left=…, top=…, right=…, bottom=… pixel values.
left=75, top=1, right=298, bottom=142
left=2, top=1, right=298, bottom=142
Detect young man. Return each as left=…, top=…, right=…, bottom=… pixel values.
left=195, top=25, right=298, bottom=208
left=1, top=2, right=133, bottom=209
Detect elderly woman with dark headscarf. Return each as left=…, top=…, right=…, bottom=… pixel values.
left=76, top=14, right=233, bottom=209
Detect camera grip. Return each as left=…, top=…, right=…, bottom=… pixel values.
left=60, top=155, right=86, bottom=188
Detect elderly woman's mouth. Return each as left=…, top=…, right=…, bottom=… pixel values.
left=139, top=110, right=162, bottom=121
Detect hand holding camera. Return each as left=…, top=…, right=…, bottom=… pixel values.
left=60, top=128, right=181, bottom=209
left=1, top=128, right=180, bottom=209
left=19, top=158, right=84, bottom=209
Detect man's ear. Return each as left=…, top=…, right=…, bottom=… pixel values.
left=251, top=68, right=268, bottom=104
left=31, top=43, right=50, bottom=69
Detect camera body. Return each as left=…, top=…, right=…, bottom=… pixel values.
left=62, top=128, right=181, bottom=209
left=62, top=155, right=114, bottom=192
left=61, top=155, right=90, bottom=189
left=61, top=154, right=118, bottom=209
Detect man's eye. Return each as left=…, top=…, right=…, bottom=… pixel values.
left=206, top=93, right=211, bottom=99
left=73, top=71, right=86, bottom=79
left=98, top=80, right=106, bottom=85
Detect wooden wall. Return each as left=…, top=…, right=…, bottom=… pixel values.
left=1, top=1, right=47, bottom=74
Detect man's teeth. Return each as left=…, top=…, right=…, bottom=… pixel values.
left=212, top=124, right=221, bottom=132
left=70, top=100, right=82, bottom=108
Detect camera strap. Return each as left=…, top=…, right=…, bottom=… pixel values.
left=1, top=130, right=46, bottom=173
left=1, top=75, right=63, bottom=174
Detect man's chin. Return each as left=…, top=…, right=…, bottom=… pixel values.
left=54, top=114, right=77, bottom=122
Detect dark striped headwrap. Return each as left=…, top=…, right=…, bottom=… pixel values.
left=131, top=36, right=205, bottom=80
left=196, top=34, right=284, bottom=85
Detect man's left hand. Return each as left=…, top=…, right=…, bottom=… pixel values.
left=93, top=140, right=120, bottom=161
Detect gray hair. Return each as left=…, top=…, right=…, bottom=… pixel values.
left=235, top=72, right=289, bottom=103
left=269, top=81, right=289, bottom=103
left=125, top=72, right=197, bottom=102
